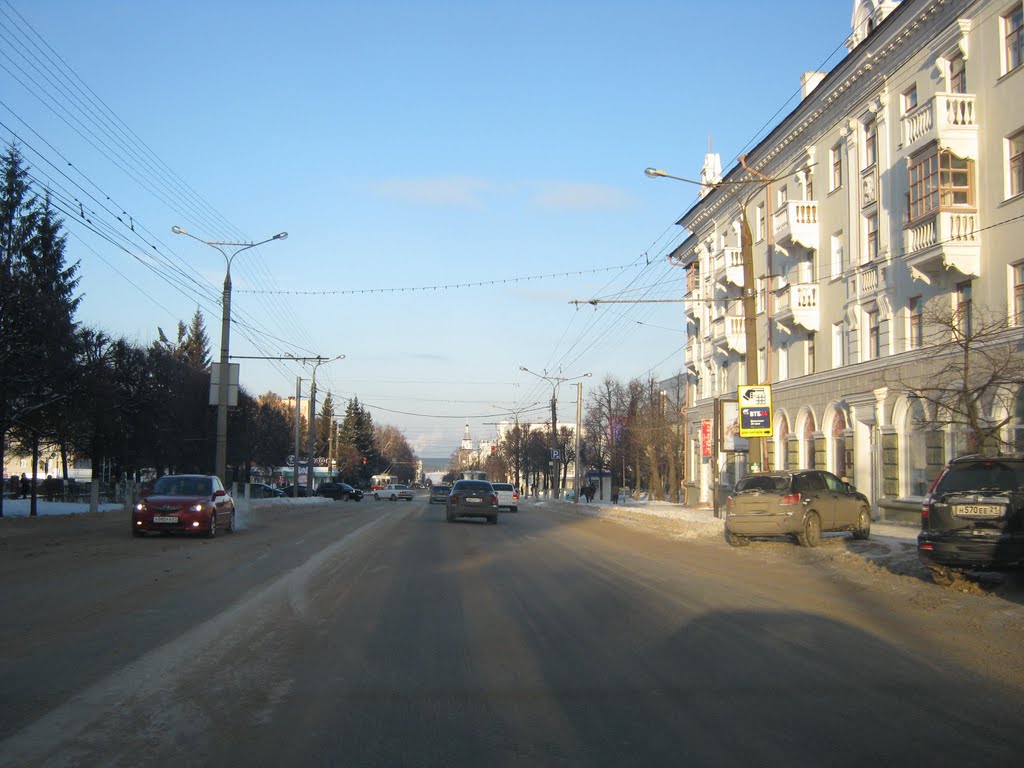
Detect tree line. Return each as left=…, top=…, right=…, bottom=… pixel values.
left=0, top=146, right=415, bottom=516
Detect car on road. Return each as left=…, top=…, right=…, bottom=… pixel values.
left=491, top=482, right=519, bottom=512
left=132, top=474, right=235, bottom=538
left=724, top=469, right=871, bottom=547
left=429, top=485, right=451, bottom=504
left=446, top=479, right=498, bottom=524
left=316, top=481, right=364, bottom=501
left=279, top=484, right=309, bottom=498
left=374, top=483, right=414, bottom=502
left=249, top=483, right=285, bottom=499
left=918, top=454, right=1024, bottom=583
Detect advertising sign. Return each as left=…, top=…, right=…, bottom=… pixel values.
left=738, top=385, right=773, bottom=439
left=700, top=419, right=713, bottom=457
left=720, top=400, right=749, bottom=452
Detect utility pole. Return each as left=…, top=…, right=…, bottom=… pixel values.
left=574, top=382, right=583, bottom=503
left=520, top=367, right=591, bottom=500
left=293, top=377, right=301, bottom=497
left=286, top=354, right=344, bottom=496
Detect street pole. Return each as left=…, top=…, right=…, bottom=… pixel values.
left=574, top=382, right=583, bottom=504
left=170, top=226, right=287, bottom=482
left=293, top=377, right=301, bottom=497
left=286, top=354, right=344, bottom=496
left=520, top=367, right=590, bottom=500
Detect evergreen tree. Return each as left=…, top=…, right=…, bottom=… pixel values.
left=339, top=397, right=379, bottom=485
left=317, top=391, right=336, bottom=460
left=182, top=307, right=211, bottom=371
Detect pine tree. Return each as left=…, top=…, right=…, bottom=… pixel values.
left=182, top=307, right=211, bottom=370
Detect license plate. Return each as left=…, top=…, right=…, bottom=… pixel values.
left=153, top=515, right=178, bottom=523
left=466, top=498, right=481, bottom=504
left=953, top=504, right=1002, bottom=518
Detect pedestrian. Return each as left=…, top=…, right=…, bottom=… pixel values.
left=20, top=473, right=30, bottom=499
left=611, top=485, right=619, bottom=504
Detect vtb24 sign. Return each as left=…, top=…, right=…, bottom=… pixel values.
left=738, top=385, right=773, bottom=439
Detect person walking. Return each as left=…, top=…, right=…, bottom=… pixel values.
left=20, top=473, right=30, bottom=499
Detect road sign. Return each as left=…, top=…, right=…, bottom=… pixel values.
left=739, top=385, right=773, bottom=438
left=551, top=449, right=561, bottom=461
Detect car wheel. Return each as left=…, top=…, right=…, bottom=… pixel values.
left=488, top=515, right=498, bottom=525
left=511, top=507, right=518, bottom=513
left=797, top=512, right=820, bottom=547
left=374, top=494, right=380, bottom=501
left=207, top=511, right=217, bottom=538
left=928, top=564, right=958, bottom=587
left=390, top=494, right=397, bottom=501
left=724, top=527, right=749, bottom=547
left=852, top=506, right=871, bottom=540
left=226, top=509, right=235, bottom=533
left=446, top=510, right=454, bottom=522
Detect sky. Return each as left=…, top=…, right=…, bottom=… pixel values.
left=1, top=0, right=858, bottom=457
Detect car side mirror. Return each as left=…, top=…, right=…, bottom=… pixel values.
left=212, top=489, right=226, bottom=499
left=845, top=483, right=856, bottom=493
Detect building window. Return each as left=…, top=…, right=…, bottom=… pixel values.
left=778, top=185, right=789, bottom=207
left=1010, top=130, right=1024, bottom=198
left=830, top=231, right=843, bottom=278
left=908, top=148, right=974, bottom=223
left=909, top=296, right=923, bottom=349
left=831, top=144, right=843, bottom=191
left=1013, top=263, right=1024, bottom=326
left=832, top=322, right=845, bottom=368
left=867, top=309, right=880, bottom=360
left=806, top=333, right=816, bottom=375
left=778, top=344, right=789, bottom=381
left=949, top=52, right=967, bottom=93
left=756, top=203, right=765, bottom=242
left=864, top=118, right=877, bottom=168
left=903, top=85, right=918, bottom=113
left=1006, top=6, right=1023, bottom=74
left=956, top=280, right=973, bottom=337
left=865, top=213, right=879, bottom=261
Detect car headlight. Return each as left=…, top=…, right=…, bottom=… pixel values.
left=135, top=503, right=146, bottom=512
left=191, top=503, right=204, bottom=513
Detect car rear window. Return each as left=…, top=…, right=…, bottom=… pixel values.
left=492, top=484, right=514, bottom=491
left=432, top=486, right=450, bottom=493
left=936, top=461, right=1024, bottom=493
left=455, top=481, right=492, bottom=493
left=736, top=475, right=791, bottom=492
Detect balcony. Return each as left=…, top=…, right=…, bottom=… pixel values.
left=900, top=92, right=978, bottom=160
left=713, top=247, right=745, bottom=287
left=903, top=210, right=981, bottom=280
left=848, top=262, right=887, bottom=300
left=685, top=336, right=699, bottom=372
left=710, top=313, right=746, bottom=355
left=773, top=200, right=819, bottom=251
left=774, top=283, right=819, bottom=332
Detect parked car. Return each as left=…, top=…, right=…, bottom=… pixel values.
left=446, top=479, right=498, bottom=524
left=132, top=474, right=235, bottom=538
left=918, top=454, right=1024, bottom=583
left=279, top=484, right=309, bottom=498
left=374, top=483, right=413, bottom=502
left=249, top=482, right=285, bottom=499
left=317, top=481, right=363, bottom=501
left=491, top=482, right=519, bottom=512
left=429, top=485, right=451, bottom=504
left=724, top=470, right=871, bottom=547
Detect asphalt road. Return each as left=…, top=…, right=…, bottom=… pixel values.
left=2, top=495, right=1023, bottom=767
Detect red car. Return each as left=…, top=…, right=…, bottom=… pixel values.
left=132, top=474, right=235, bottom=538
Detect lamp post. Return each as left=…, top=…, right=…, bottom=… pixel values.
left=171, top=226, right=287, bottom=482
left=644, top=166, right=775, bottom=473
left=519, top=367, right=591, bottom=499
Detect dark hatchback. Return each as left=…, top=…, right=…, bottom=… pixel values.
left=429, top=485, right=451, bottom=504
left=918, top=454, right=1024, bottom=582
left=317, top=481, right=363, bottom=501
left=446, top=480, right=498, bottom=524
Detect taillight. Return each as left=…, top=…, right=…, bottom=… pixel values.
left=780, top=492, right=802, bottom=505
left=491, top=494, right=498, bottom=505
left=450, top=494, right=459, bottom=504
left=513, top=492, right=519, bottom=500
left=921, top=500, right=930, bottom=523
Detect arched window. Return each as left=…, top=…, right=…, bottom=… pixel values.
left=803, top=412, right=817, bottom=469
left=832, top=409, right=849, bottom=479
left=906, top=397, right=929, bottom=496
left=774, top=413, right=790, bottom=470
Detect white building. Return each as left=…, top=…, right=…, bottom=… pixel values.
left=670, top=0, right=1024, bottom=515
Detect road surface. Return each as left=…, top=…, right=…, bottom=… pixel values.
left=2, top=495, right=1023, bottom=767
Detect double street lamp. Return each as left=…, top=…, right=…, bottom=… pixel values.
left=171, top=226, right=288, bottom=482
left=519, top=367, right=590, bottom=499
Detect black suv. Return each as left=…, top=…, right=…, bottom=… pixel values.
left=316, top=481, right=363, bottom=501
left=918, top=454, right=1024, bottom=582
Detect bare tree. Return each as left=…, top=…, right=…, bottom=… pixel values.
left=888, top=301, right=1024, bottom=454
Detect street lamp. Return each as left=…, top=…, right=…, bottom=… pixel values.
left=519, top=367, right=591, bottom=499
left=286, top=354, right=344, bottom=496
left=644, top=165, right=773, bottom=472
left=171, top=226, right=287, bottom=483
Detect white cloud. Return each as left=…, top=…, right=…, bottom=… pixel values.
left=370, top=176, right=489, bottom=208
left=531, top=181, right=632, bottom=211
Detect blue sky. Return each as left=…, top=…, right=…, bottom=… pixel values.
left=2, top=0, right=857, bottom=456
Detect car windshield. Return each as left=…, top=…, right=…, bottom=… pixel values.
left=736, top=475, right=792, bottom=493
left=151, top=476, right=211, bottom=497
left=936, top=461, right=1024, bottom=494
